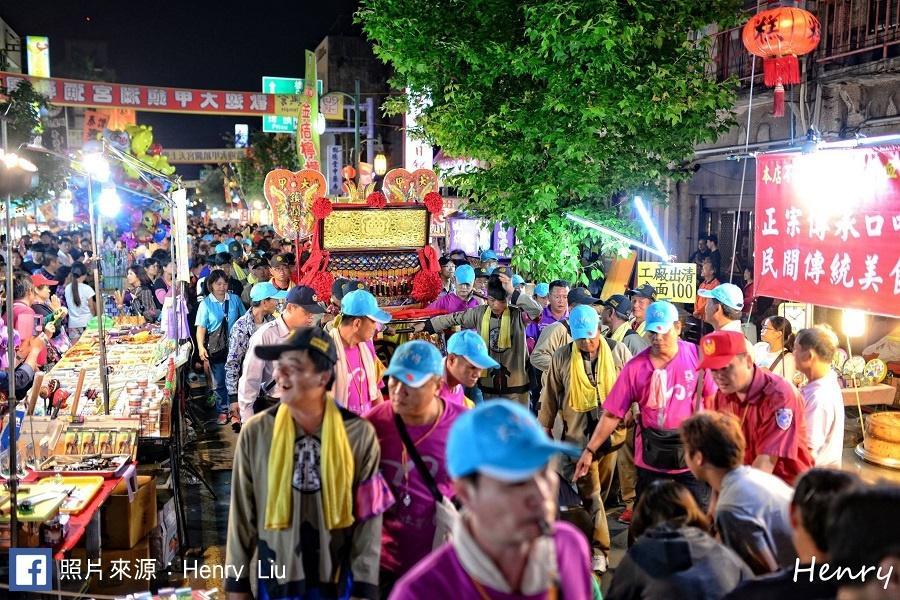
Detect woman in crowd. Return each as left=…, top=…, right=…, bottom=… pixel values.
left=31, top=272, right=69, bottom=366
left=607, top=479, right=752, bottom=600
left=152, top=252, right=174, bottom=306
left=195, top=268, right=246, bottom=425
left=64, top=262, right=95, bottom=343
left=117, top=264, right=160, bottom=323
left=752, top=316, right=797, bottom=384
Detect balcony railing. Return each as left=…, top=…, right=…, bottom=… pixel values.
left=710, top=0, right=900, bottom=84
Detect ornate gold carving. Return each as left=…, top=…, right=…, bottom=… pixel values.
left=322, top=208, right=428, bottom=250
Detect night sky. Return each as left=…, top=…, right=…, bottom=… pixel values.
left=1, top=0, right=362, bottom=161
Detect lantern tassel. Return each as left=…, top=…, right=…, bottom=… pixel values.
left=773, top=83, right=785, bottom=117
left=763, top=55, right=800, bottom=87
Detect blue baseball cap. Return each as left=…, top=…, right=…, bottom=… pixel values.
left=455, top=264, right=476, bottom=285
left=384, top=340, right=443, bottom=387
left=447, top=329, right=500, bottom=369
left=447, top=400, right=580, bottom=482
left=569, top=304, right=600, bottom=340
left=534, top=282, right=550, bottom=297
left=479, top=249, right=498, bottom=261
left=511, top=274, right=525, bottom=287
left=201, top=234, right=214, bottom=242
left=644, top=301, right=680, bottom=334
left=697, top=282, right=744, bottom=311
left=250, top=282, right=288, bottom=303
left=341, top=289, right=392, bottom=324
left=215, top=242, right=230, bottom=253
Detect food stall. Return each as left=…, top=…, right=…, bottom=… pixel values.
left=751, top=145, right=900, bottom=482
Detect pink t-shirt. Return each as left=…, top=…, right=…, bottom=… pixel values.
left=603, top=340, right=716, bottom=474
left=439, top=377, right=468, bottom=408
left=366, top=400, right=464, bottom=575
left=13, top=301, right=45, bottom=366
left=344, top=344, right=372, bottom=416
left=390, top=521, right=593, bottom=600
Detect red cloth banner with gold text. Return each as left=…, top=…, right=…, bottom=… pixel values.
left=754, top=148, right=900, bottom=317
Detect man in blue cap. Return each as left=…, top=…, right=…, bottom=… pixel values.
left=422, top=272, right=541, bottom=406
left=532, top=282, right=550, bottom=310
left=574, top=301, right=717, bottom=509
left=237, top=285, right=325, bottom=421
left=442, top=329, right=500, bottom=408
left=330, top=289, right=391, bottom=416
left=391, top=400, right=593, bottom=599
left=367, top=340, right=468, bottom=595
left=479, top=249, right=499, bottom=273
left=427, top=263, right=482, bottom=314
left=539, top=304, right=631, bottom=574
left=700, top=282, right=752, bottom=349
left=226, top=282, right=287, bottom=426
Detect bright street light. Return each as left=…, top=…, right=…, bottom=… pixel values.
left=633, top=196, right=669, bottom=261
left=98, top=183, right=121, bottom=217
left=82, top=151, right=110, bottom=183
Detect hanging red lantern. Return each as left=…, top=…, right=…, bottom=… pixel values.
left=342, top=165, right=357, bottom=181
left=742, top=6, right=820, bottom=117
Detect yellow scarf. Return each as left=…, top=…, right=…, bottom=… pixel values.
left=567, top=341, right=617, bottom=412
left=634, top=320, right=646, bottom=337
left=265, top=396, right=355, bottom=531
left=480, top=307, right=511, bottom=351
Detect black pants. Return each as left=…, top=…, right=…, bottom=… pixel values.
left=635, top=467, right=711, bottom=512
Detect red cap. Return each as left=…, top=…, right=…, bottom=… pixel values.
left=31, top=273, right=59, bottom=287
left=697, top=330, right=747, bottom=370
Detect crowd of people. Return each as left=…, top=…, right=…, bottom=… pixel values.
left=1, top=221, right=897, bottom=600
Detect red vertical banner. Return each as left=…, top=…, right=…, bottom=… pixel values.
left=754, top=147, right=900, bottom=317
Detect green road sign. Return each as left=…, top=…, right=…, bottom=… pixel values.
left=262, top=76, right=323, bottom=134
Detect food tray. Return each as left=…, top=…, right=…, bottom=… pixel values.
left=36, top=475, right=105, bottom=514
left=32, top=454, right=133, bottom=479
left=855, top=443, right=900, bottom=471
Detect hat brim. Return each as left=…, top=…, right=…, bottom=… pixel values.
left=297, top=303, right=326, bottom=314
left=570, top=327, right=599, bottom=341
left=476, top=440, right=582, bottom=483
left=383, top=366, right=439, bottom=388
left=254, top=343, right=295, bottom=361
left=253, top=289, right=288, bottom=302
left=627, top=290, right=654, bottom=299
left=697, top=354, right=736, bottom=370
left=456, top=276, right=475, bottom=286
left=346, top=308, right=391, bottom=324
left=645, top=321, right=674, bottom=334
left=457, top=351, right=500, bottom=370
left=697, top=289, right=715, bottom=298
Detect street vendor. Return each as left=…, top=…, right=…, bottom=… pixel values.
left=427, top=264, right=481, bottom=314
left=237, top=285, right=325, bottom=421
left=226, top=327, right=391, bottom=600
left=422, top=272, right=541, bottom=406
left=330, top=289, right=391, bottom=416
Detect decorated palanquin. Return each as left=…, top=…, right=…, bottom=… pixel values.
left=264, top=167, right=445, bottom=309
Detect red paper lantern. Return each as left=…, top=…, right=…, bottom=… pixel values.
left=342, top=166, right=357, bottom=180
left=742, top=7, right=820, bottom=117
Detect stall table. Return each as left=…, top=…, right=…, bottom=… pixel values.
left=842, top=384, right=896, bottom=407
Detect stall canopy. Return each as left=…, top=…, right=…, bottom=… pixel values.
left=753, top=146, right=900, bottom=317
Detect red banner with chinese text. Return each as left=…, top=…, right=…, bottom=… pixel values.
left=0, top=71, right=276, bottom=117
left=754, top=148, right=900, bottom=318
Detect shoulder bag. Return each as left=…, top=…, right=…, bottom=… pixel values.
left=204, top=298, right=230, bottom=362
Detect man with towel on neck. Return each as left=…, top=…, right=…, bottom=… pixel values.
left=226, top=327, right=393, bottom=600
left=421, top=270, right=542, bottom=406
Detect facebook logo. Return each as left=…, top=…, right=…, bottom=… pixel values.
left=9, top=548, right=53, bottom=591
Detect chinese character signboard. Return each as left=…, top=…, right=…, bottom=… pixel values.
left=636, top=262, right=697, bottom=303
left=162, top=149, right=248, bottom=164
left=296, top=51, right=321, bottom=172
left=326, top=145, right=343, bottom=196
left=754, top=148, right=900, bottom=318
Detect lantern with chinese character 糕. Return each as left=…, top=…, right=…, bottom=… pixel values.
left=742, top=6, right=820, bottom=117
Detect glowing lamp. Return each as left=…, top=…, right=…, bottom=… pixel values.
left=97, top=184, right=121, bottom=217
left=842, top=309, right=866, bottom=338
left=374, top=152, right=388, bottom=176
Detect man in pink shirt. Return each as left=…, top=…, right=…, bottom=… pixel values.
left=440, top=330, right=499, bottom=408
left=575, top=301, right=717, bottom=508
left=368, top=340, right=466, bottom=595
left=391, top=401, right=593, bottom=599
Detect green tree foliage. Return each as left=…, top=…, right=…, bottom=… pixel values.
left=0, top=80, right=67, bottom=204
left=358, top=0, right=740, bottom=281
left=234, top=132, right=302, bottom=201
